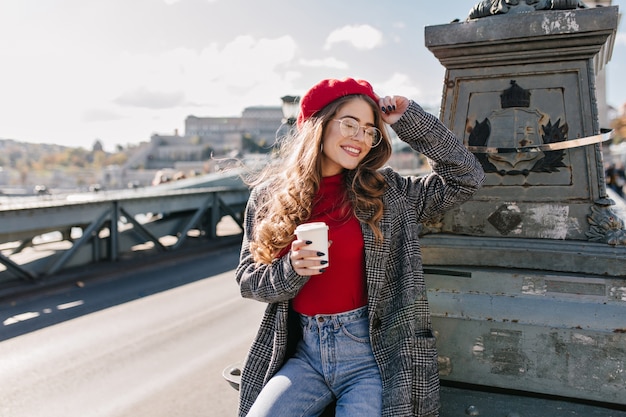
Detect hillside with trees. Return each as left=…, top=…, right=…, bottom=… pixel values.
left=0, top=139, right=129, bottom=192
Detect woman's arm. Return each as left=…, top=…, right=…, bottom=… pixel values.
left=382, top=98, right=485, bottom=222
left=235, top=188, right=310, bottom=303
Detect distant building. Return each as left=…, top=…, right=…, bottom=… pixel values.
left=92, top=139, right=104, bottom=153
left=143, top=106, right=282, bottom=170
left=146, top=131, right=209, bottom=170
left=185, top=106, right=283, bottom=154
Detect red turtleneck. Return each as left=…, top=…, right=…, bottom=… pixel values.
left=292, top=173, right=368, bottom=315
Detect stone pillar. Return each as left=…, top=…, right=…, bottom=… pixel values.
left=422, top=5, right=624, bottom=276
left=421, top=4, right=626, bottom=406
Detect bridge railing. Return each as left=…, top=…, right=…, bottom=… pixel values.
left=0, top=185, right=250, bottom=287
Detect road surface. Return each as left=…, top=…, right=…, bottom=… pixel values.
left=0, top=245, right=264, bottom=417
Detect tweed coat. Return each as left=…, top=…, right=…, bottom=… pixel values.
left=235, top=101, right=485, bottom=417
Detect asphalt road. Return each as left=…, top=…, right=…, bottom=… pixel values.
left=0, top=245, right=265, bottom=417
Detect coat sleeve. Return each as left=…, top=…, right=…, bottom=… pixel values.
left=387, top=100, right=485, bottom=223
left=235, top=187, right=311, bottom=303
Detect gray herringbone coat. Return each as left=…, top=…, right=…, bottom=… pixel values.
left=236, top=101, right=485, bottom=417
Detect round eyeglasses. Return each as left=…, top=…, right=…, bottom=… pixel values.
left=333, top=118, right=383, bottom=148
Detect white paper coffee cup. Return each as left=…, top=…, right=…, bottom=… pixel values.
left=294, top=222, right=329, bottom=269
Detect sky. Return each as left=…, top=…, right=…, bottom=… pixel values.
left=1, top=0, right=626, bottom=152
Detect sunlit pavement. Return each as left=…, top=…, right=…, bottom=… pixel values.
left=0, top=245, right=264, bottom=417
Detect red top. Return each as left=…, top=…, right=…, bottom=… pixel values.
left=292, top=173, right=368, bottom=315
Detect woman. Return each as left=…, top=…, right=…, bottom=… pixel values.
left=236, top=78, right=485, bottom=417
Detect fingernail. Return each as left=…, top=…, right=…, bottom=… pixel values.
left=319, top=269, right=327, bottom=273
left=392, top=105, right=396, bottom=110
left=381, top=106, right=387, bottom=113
left=387, top=106, right=393, bottom=112
left=320, top=260, right=328, bottom=265
left=316, top=252, right=325, bottom=256
left=305, top=240, right=313, bottom=244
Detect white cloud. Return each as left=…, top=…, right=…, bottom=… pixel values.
left=177, top=35, right=299, bottom=112
left=299, top=57, right=349, bottom=69
left=75, top=34, right=298, bottom=115
left=324, top=25, right=383, bottom=50
left=376, top=73, right=422, bottom=101
left=114, top=87, right=185, bottom=109
left=0, top=31, right=300, bottom=148
left=81, top=108, right=124, bottom=123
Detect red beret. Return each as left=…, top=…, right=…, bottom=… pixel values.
left=297, top=78, right=379, bottom=128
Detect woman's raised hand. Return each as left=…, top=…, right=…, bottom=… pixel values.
left=379, top=95, right=410, bottom=125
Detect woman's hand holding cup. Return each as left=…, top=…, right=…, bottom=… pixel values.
left=290, top=222, right=329, bottom=276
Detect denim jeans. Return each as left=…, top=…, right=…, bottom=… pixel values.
left=246, top=306, right=382, bottom=417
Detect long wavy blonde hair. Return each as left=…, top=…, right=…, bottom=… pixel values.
left=248, top=95, right=393, bottom=264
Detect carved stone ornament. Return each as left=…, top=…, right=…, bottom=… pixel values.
left=469, top=0, right=587, bottom=19
left=468, top=80, right=568, bottom=176
left=586, top=200, right=626, bottom=245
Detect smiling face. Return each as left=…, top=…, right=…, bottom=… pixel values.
left=320, top=97, right=376, bottom=177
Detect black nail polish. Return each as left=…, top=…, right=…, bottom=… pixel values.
left=317, top=252, right=325, bottom=257
left=387, top=105, right=393, bottom=112
left=320, top=260, right=328, bottom=265
left=381, top=106, right=387, bottom=113
left=305, top=240, right=313, bottom=244
left=319, top=269, right=327, bottom=273
left=392, top=105, right=396, bottom=110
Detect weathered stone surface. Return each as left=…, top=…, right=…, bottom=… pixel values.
left=422, top=6, right=626, bottom=408
left=424, top=6, right=624, bottom=255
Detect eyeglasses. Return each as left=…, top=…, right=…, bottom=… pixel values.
left=333, top=118, right=383, bottom=148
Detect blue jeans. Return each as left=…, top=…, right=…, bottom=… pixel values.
left=246, top=306, right=382, bottom=417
